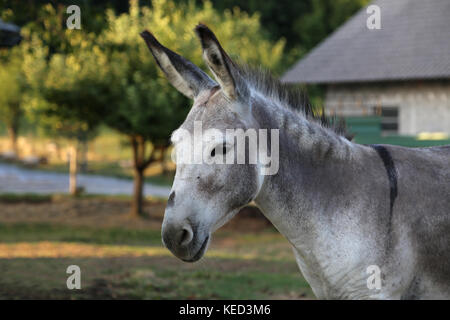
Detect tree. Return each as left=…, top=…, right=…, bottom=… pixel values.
left=188, top=0, right=369, bottom=52
left=0, top=0, right=367, bottom=211
left=0, top=59, right=22, bottom=154
left=0, top=33, right=47, bottom=155
left=40, top=31, right=110, bottom=195
left=96, top=0, right=286, bottom=217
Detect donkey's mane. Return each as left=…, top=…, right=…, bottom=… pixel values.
left=237, top=63, right=351, bottom=140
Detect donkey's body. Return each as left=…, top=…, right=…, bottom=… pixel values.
left=250, top=90, right=450, bottom=299
left=141, top=25, right=450, bottom=299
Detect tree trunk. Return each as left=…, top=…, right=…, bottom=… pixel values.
left=129, top=136, right=162, bottom=218
left=130, top=136, right=147, bottom=218
left=69, top=143, right=78, bottom=196
left=79, top=137, right=88, bottom=173
left=131, top=166, right=144, bottom=218
left=7, top=126, right=18, bottom=156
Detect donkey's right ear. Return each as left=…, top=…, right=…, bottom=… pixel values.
left=195, top=24, right=243, bottom=101
left=140, top=30, right=217, bottom=99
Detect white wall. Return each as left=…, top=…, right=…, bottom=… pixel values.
left=325, top=81, right=450, bottom=135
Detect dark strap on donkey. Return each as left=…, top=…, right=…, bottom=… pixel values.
left=370, top=144, right=398, bottom=217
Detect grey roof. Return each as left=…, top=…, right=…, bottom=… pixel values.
left=282, top=0, right=450, bottom=84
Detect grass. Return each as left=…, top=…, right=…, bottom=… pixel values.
left=0, top=199, right=312, bottom=299
left=0, top=223, right=162, bottom=246
left=0, top=255, right=311, bottom=299
left=0, top=193, right=52, bottom=203
left=122, top=268, right=310, bottom=299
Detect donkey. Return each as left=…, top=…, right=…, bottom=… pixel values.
left=140, top=24, right=450, bottom=299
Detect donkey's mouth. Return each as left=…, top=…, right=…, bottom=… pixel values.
left=182, top=235, right=210, bottom=263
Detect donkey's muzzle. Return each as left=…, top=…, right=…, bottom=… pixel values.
left=162, top=223, right=194, bottom=249
left=161, top=221, right=208, bottom=262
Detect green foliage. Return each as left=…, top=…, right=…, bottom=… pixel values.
left=2, top=0, right=287, bottom=148
left=293, top=0, right=370, bottom=52
left=198, top=0, right=369, bottom=52
left=0, top=0, right=372, bottom=167
left=0, top=0, right=121, bottom=34
left=98, top=0, right=286, bottom=145
left=0, top=57, right=21, bottom=129
left=41, top=31, right=111, bottom=139
left=0, top=34, right=47, bottom=142
left=0, top=0, right=288, bottom=213
left=0, top=0, right=368, bottom=144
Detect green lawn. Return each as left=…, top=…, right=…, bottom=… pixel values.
left=0, top=223, right=162, bottom=245
left=0, top=193, right=53, bottom=203
left=0, top=220, right=312, bottom=299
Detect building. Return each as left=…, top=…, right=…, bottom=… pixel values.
left=282, top=0, right=450, bottom=136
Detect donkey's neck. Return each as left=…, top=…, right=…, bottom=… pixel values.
left=250, top=93, right=385, bottom=298
left=251, top=90, right=355, bottom=160
left=252, top=94, right=366, bottom=225
left=250, top=92, right=363, bottom=238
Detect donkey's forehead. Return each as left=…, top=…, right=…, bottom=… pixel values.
left=193, top=86, right=220, bottom=106
left=188, top=92, right=242, bottom=127
left=170, top=91, right=245, bottom=145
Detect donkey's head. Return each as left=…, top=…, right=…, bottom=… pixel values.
left=141, top=25, right=264, bottom=262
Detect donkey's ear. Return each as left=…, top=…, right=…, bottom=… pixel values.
left=140, top=30, right=217, bottom=99
left=195, top=24, right=241, bottom=100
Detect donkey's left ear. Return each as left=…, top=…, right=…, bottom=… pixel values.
left=195, top=24, right=244, bottom=101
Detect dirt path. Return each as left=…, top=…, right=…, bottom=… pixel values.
left=0, top=162, right=171, bottom=197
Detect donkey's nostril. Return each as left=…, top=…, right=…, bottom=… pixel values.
left=178, top=225, right=194, bottom=246
left=162, top=222, right=195, bottom=250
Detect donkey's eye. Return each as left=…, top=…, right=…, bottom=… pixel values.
left=211, top=143, right=228, bottom=157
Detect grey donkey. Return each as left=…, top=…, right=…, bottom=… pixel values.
left=140, top=24, right=450, bottom=299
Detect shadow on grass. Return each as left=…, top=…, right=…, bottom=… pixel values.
left=0, top=256, right=312, bottom=300
left=0, top=221, right=313, bottom=299
left=0, top=193, right=52, bottom=204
